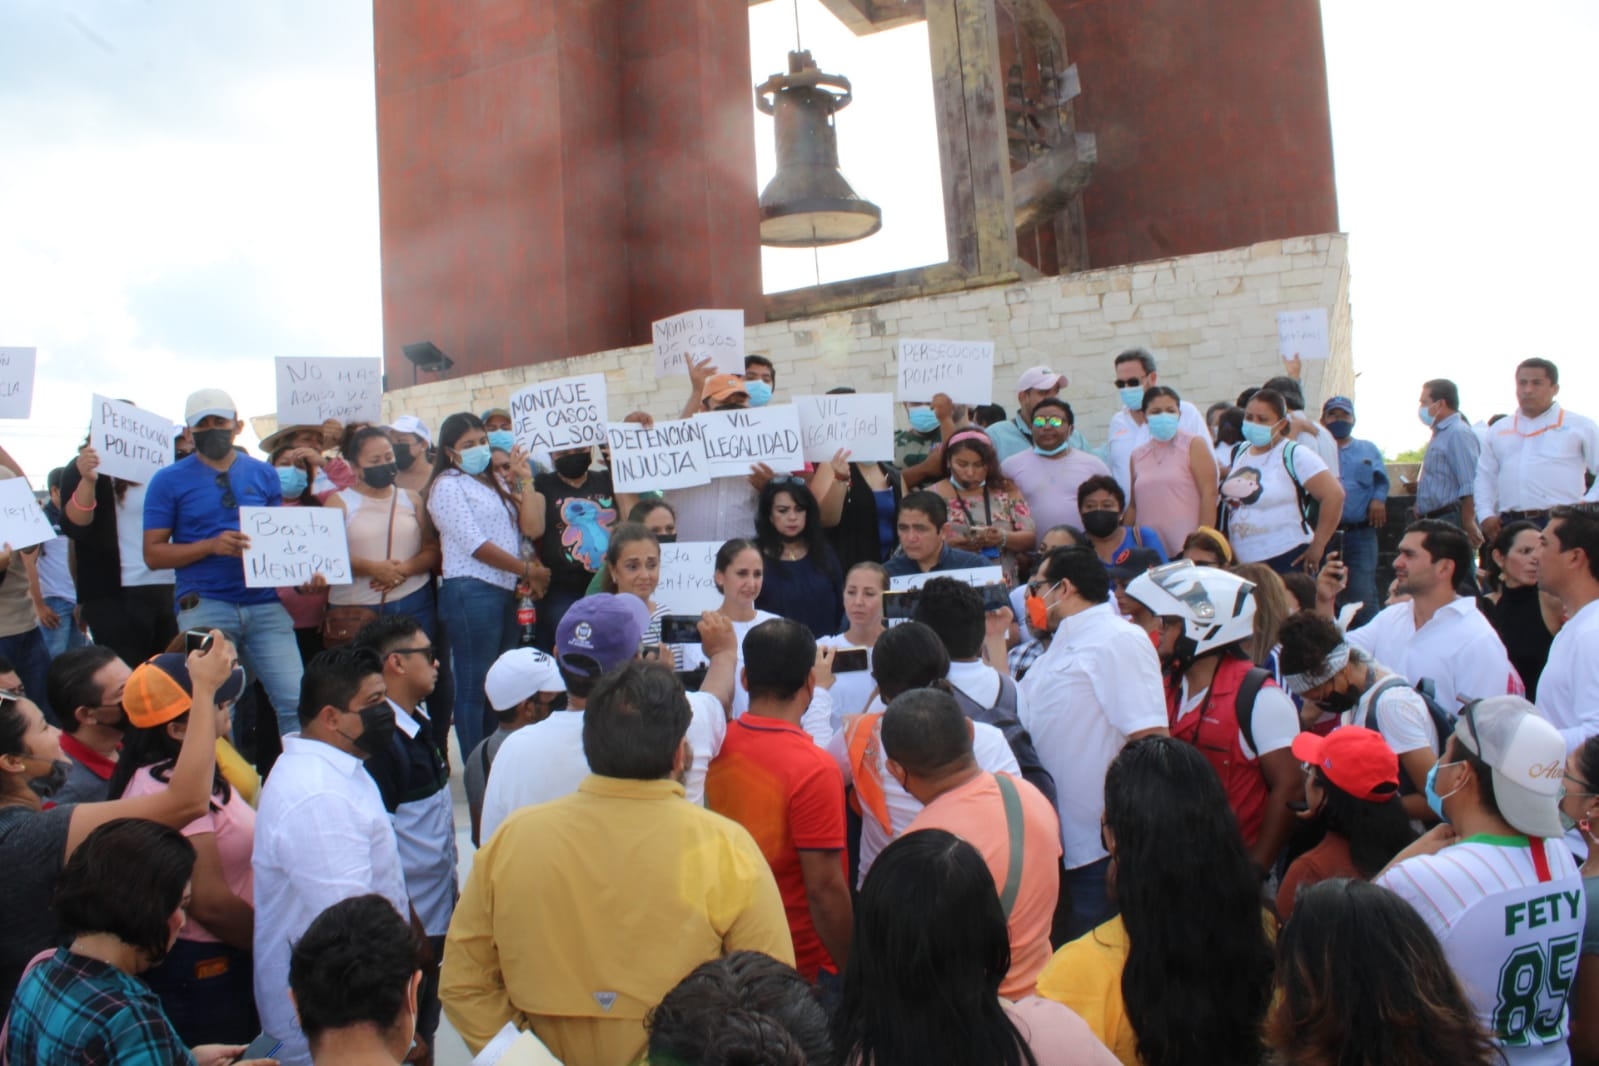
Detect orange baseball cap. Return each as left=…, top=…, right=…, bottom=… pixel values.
left=701, top=373, right=749, bottom=407
left=123, top=653, right=247, bottom=729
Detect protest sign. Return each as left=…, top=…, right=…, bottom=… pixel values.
left=652, top=309, right=744, bottom=377
left=509, top=373, right=609, bottom=453
left=239, top=506, right=353, bottom=589
left=889, top=566, right=1005, bottom=592
left=0, top=477, right=53, bottom=551
left=0, top=347, right=37, bottom=419
left=896, top=338, right=995, bottom=405
left=275, top=357, right=383, bottom=425
left=606, top=419, right=712, bottom=493
left=795, top=392, right=894, bottom=463
left=655, top=541, right=723, bottom=615
left=696, top=406, right=805, bottom=479
left=89, top=395, right=173, bottom=484
left=1276, top=308, right=1330, bottom=362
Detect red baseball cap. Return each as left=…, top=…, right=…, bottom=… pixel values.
left=1291, top=726, right=1400, bottom=802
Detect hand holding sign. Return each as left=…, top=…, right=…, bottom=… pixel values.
left=795, top=393, right=894, bottom=463
left=89, top=396, right=174, bottom=484
left=696, top=406, right=805, bottom=479
left=653, top=310, right=744, bottom=377
left=1276, top=309, right=1329, bottom=362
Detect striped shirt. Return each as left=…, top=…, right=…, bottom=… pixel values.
left=1416, top=412, right=1481, bottom=515
left=1377, top=836, right=1583, bottom=1064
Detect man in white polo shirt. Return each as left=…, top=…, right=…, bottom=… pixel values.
left=1476, top=357, right=1599, bottom=543
left=1104, top=348, right=1208, bottom=492
left=1535, top=504, right=1599, bottom=751
left=1376, top=696, right=1582, bottom=1065
left=1343, top=519, right=1521, bottom=709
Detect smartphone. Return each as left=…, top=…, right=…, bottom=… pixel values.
left=660, top=615, right=703, bottom=645
left=832, top=648, right=870, bottom=673
left=184, top=629, right=214, bottom=654
left=240, top=1033, right=282, bottom=1060
left=978, top=584, right=1010, bottom=612
left=1326, top=531, right=1344, bottom=559
left=882, top=589, right=918, bottom=622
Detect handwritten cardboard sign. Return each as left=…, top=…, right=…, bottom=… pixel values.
left=0, top=477, right=52, bottom=551
left=652, top=309, right=745, bottom=377
left=888, top=566, right=1006, bottom=592
left=795, top=392, right=894, bottom=463
left=275, top=357, right=384, bottom=426
left=1276, top=308, right=1329, bottom=362
left=509, top=373, right=609, bottom=454
left=606, top=419, right=712, bottom=493
left=89, top=395, right=173, bottom=484
left=896, top=338, right=995, bottom=405
left=655, top=541, right=724, bottom=615
left=696, top=406, right=805, bottom=479
left=0, top=347, right=37, bottom=419
left=239, top=506, right=353, bottom=589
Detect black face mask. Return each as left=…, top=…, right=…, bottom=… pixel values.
left=393, top=443, right=417, bottom=471
left=1319, top=680, right=1361, bottom=715
left=362, top=463, right=400, bottom=489
left=193, top=428, right=234, bottom=461
left=656, top=533, right=677, bottom=544
left=553, top=452, right=593, bottom=480
left=1082, top=510, right=1122, bottom=539
left=27, top=759, right=70, bottom=800
left=345, top=703, right=397, bottom=757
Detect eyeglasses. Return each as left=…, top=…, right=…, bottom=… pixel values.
left=391, top=645, right=437, bottom=662
left=1026, top=579, right=1060, bottom=596
left=1565, top=773, right=1598, bottom=797
left=1113, top=378, right=1144, bottom=389
left=214, top=471, right=236, bottom=509
left=1031, top=416, right=1065, bottom=429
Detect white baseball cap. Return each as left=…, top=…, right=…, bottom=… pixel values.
left=388, top=414, right=433, bottom=447
left=484, top=648, right=566, bottom=712
left=1016, top=366, right=1067, bottom=393
left=184, top=389, right=237, bottom=427
left=1453, top=695, right=1566, bottom=839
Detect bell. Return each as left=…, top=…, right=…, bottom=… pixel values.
left=755, top=51, right=882, bottom=248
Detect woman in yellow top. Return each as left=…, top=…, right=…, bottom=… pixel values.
left=1035, top=737, right=1274, bottom=1066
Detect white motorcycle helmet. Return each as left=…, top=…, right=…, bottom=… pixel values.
left=1125, top=560, right=1257, bottom=659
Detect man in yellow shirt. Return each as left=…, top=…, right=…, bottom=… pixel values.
left=440, top=660, right=794, bottom=1065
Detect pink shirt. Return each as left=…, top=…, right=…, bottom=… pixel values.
left=124, top=766, right=256, bottom=943
left=1128, top=432, right=1206, bottom=554
left=1004, top=997, right=1121, bottom=1066
left=906, top=772, right=1062, bottom=999
left=1000, top=449, right=1112, bottom=536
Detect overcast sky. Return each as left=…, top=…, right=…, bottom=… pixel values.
left=2, top=1, right=1596, bottom=486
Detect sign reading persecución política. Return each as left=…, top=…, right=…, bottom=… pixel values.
left=896, top=338, right=995, bottom=405
left=0, top=347, right=37, bottom=420
left=239, top=506, right=353, bottom=589
left=509, top=374, right=610, bottom=453
left=652, top=309, right=744, bottom=377
left=275, top=358, right=384, bottom=425
left=89, top=395, right=174, bottom=484
left=605, top=419, right=711, bottom=493
left=794, top=392, right=894, bottom=463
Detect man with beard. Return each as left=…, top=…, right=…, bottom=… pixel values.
left=43, top=646, right=132, bottom=804
left=1124, top=561, right=1302, bottom=878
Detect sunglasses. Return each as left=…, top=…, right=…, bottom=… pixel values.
left=769, top=475, right=806, bottom=488
left=1031, top=416, right=1065, bottom=429
left=1113, top=378, right=1144, bottom=389
left=391, top=645, right=437, bottom=662
left=214, top=471, right=236, bottom=509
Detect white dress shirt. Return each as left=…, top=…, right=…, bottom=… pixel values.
left=254, top=736, right=409, bottom=1066
left=388, top=703, right=458, bottom=936
left=1474, top=403, right=1599, bottom=518
left=1018, top=601, right=1168, bottom=869
left=1106, top=400, right=1208, bottom=492
left=1346, top=596, right=1521, bottom=711
left=1537, top=599, right=1599, bottom=752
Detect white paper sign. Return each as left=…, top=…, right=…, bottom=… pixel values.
left=1276, top=308, right=1329, bottom=362
left=0, top=478, right=52, bottom=551
left=239, top=506, right=353, bottom=589
left=896, top=338, right=995, bottom=405
left=509, top=373, right=609, bottom=453
left=606, top=419, right=712, bottom=493
left=652, top=309, right=744, bottom=377
left=696, top=406, right=805, bottom=479
left=0, top=348, right=36, bottom=419
left=275, top=357, right=384, bottom=425
left=795, top=393, right=895, bottom=463
left=655, top=541, right=724, bottom=615
left=888, top=566, right=1006, bottom=592
left=88, top=396, right=174, bottom=484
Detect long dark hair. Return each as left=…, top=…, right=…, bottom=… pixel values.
left=1311, top=770, right=1414, bottom=878
left=754, top=480, right=837, bottom=578
left=1266, top=879, right=1501, bottom=1066
left=939, top=433, right=1015, bottom=493
left=834, top=829, right=1038, bottom=1066
left=1106, top=736, right=1274, bottom=1066
left=426, top=411, right=520, bottom=517
left=107, top=717, right=232, bottom=810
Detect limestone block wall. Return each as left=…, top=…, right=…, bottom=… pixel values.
left=379, top=234, right=1353, bottom=448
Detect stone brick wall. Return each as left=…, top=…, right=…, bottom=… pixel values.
left=380, top=234, right=1353, bottom=447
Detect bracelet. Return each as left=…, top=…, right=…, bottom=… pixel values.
left=67, top=495, right=97, bottom=513
left=832, top=469, right=850, bottom=483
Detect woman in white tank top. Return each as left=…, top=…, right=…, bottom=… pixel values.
left=326, top=428, right=440, bottom=633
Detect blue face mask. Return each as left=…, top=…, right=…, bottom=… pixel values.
left=457, top=444, right=494, bottom=476
left=1425, top=761, right=1462, bottom=823
left=1240, top=421, right=1277, bottom=448
left=1326, top=420, right=1354, bottom=441
left=1119, top=385, right=1145, bottom=410
left=1146, top=413, right=1181, bottom=442
left=487, top=429, right=516, bottom=452
left=1034, top=441, right=1071, bottom=458
left=908, top=406, right=940, bottom=434
left=745, top=381, right=773, bottom=407
left=276, top=466, right=308, bottom=498
left=1418, top=404, right=1437, bottom=428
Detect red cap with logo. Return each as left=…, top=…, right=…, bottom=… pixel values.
left=1291, top=726, right=1400, bottom=802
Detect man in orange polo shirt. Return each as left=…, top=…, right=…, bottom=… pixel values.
left=881, top=687, right=1061, bottom=999
left=706, top=619, right=851, bottom=986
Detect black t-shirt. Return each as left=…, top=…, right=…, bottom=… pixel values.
left=534, top=470, right=619, bottom=597
left=0, top=804, right=73, bottom=1013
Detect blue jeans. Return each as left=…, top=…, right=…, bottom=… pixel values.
left=379, top=581, right=437, bottom=640
left=438, top=577, right=517, bottom=758
left=39, top=596, right=88, bottom=658
left=177, top=597, right=305, bottom=739
left=1338, top=525, right=1380, bottom=627
left=0, top=626, right=54, bottom=721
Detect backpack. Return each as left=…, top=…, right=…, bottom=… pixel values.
left=1224, top=440, right=1317, bottom=536
left=1233, top=666, right=1274, bottom=758
left=1362, top=676, right=1457, bottom=758
left=948, top=674, right=1058, bottom=809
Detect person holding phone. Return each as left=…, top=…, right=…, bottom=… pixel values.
left=929, top=431, right=1034, bottom=585
left=818, top=562, right=889, bottom=721
left=690, top=540, right=779, bottom=720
